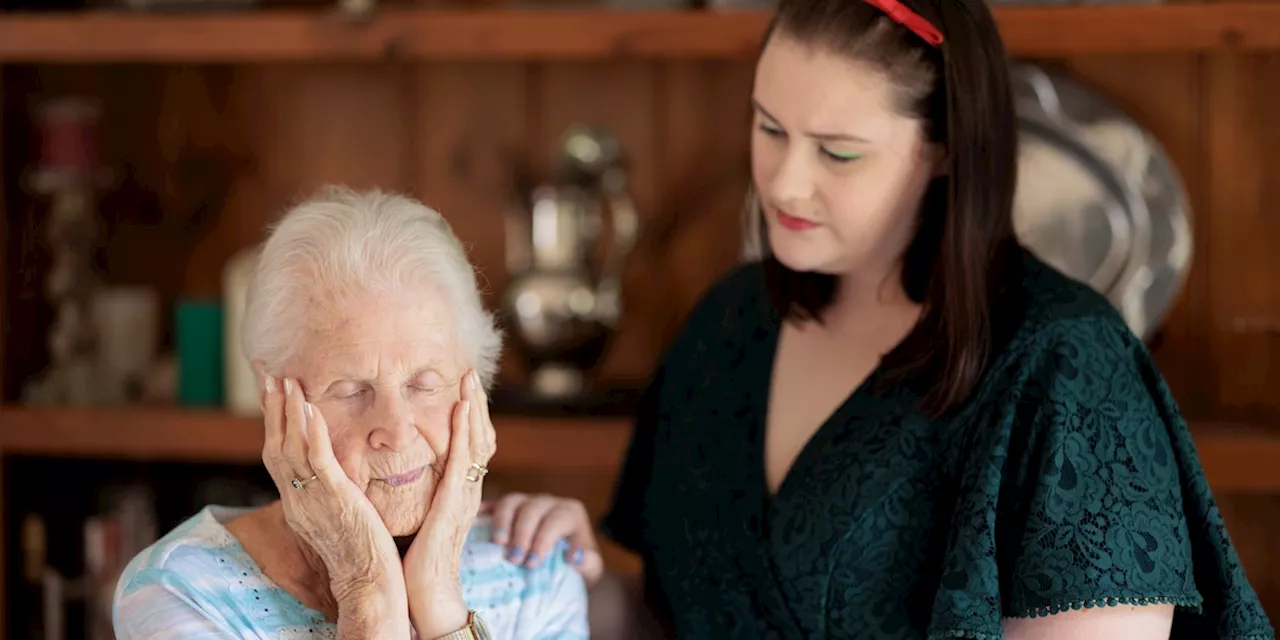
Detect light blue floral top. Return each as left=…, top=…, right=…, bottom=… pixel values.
left=113, top=506, right=588, bottom=639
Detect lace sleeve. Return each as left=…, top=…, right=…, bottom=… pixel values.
left=995, top=316, right=1203, bottom=620
left=929, top=315, right=1272, bottom=639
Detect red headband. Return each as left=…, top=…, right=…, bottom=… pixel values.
left=865, top=0, right=944, bottom=47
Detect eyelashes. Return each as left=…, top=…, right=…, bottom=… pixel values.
left=824, top=149, right=863, bottom=162
left=756, top=124, right=863, bottom=163
left=334, top=384, right=442, bottom=402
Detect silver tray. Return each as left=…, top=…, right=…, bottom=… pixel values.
left=1012, top=63, right=1192, bottom=340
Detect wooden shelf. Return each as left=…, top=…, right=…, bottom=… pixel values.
left=0, top=406, right=1278, bottom=493
left=1185, top=421, right=1280, bottom=495
left=0, top=3, right=1279, bottom=63
left=0, top=405, right=632, bottom=472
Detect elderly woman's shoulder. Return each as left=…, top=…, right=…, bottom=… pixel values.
left=113, top=506, right=331, bottom=638
left=116, top=506, right=251, bottom=589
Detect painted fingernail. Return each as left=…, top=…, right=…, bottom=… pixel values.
left=264, top=376, right=275, bottom=394
left=305, top=402, right=313, bottom=419
left=573, top=548, right=585, bottom=565
left=284, top=379, right=292, bottom=396
left=508, top=547, right=524, bottom=563
left=463, top=400, right=471, bottom=416
left=525, top=552, right=540, bottom=566
left=470, top=371, right=479, bottom=389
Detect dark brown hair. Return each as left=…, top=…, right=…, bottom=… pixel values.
left=755, top=0, right=1021, bottom=417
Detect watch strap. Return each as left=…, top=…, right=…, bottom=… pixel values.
left=431, top=611, right=482, bottom=640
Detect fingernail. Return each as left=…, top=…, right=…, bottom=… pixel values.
left=525, top=552, right=540, bottom=566
left=573, top=548, right=585, bottom=565
left=463, top=400, right=471, bottom=416
left=470, top=371, right=479, bottom=389
left=284, top=379, right=292, bottom=396
left=508, top=547, right=524, bottom=563
left=305, top=402, right=313, bottom=419
left=264, top=376, right=275, bottom=394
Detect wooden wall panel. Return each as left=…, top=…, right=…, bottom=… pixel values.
left=0, top=68, right=6, bottom=398
left=410, top=61, right=528, bottom=287
left=196, top=63, right=412, bottom=297
left=651, top=60, right=754, bottom=347
left=0, top=69, right=7, bottom=640
left=107, top=67, right=236, bottom=303
left=1205, top=53, right=1280, bottom=425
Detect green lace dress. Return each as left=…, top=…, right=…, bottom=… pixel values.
left=601, top=251, right=1274, bottom=639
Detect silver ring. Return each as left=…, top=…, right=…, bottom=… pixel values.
left=465, top=463, right=489, bottom=483
left=291, top=474, right=318, bottom=490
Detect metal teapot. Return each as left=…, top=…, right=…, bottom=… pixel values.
left=501, top=125, right=640, bottom=399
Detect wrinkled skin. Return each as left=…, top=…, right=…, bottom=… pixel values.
left=257, top=293, right=497, bottom=636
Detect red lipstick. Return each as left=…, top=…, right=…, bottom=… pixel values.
left=776, top=210, right=819, bottom=231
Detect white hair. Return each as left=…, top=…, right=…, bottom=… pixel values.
left=240, top=186, right=503, bottom=388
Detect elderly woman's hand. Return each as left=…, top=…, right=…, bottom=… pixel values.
left=403, top=369, right=496, bottom=637
left=261, top=375, right=410, bottom=637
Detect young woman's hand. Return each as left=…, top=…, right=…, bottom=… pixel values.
left=484, top=492, right=605, bottom=589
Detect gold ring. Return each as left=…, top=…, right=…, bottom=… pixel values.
left=465, top=463, right=489, bottom=483
left=291, top=474, right=318, bottom=489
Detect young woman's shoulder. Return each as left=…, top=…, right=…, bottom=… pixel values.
left=928, top=251, right=1273, bottom=639
left=1006, top=249, right=1135, bottom=349
left=975, top=248, right=1149, bottom=400
left=651, top=261, right=772, bottom=372
left=678, top=261, right=770, bottom=334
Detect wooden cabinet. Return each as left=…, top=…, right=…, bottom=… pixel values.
left=2, top=3, right=1280, bottom=633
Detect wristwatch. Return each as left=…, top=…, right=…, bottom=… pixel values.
left=434, top=611, right=491, bottom=640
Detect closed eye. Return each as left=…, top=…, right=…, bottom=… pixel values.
left=758, top=123, right=861, bottom=163
left=758, top=122, right=785, bottom=137
left=409, top=370, right=449, bottom=396
left=341, top=388, right=369, bottom=400
left=821, top=148, right=862, bottom=163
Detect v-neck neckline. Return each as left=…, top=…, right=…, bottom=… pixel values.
left=752, top=301, right=887, bottom=513
left=722, top=298, right=891, bottom=639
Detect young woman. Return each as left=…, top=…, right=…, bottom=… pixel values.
left=485, top=0, right=1273, bottom=637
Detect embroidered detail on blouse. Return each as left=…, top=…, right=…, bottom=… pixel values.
left=1013, top=594, right=1202, bottom=619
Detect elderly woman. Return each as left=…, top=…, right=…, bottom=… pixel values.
left=112, top=187, right=589, bottom=639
